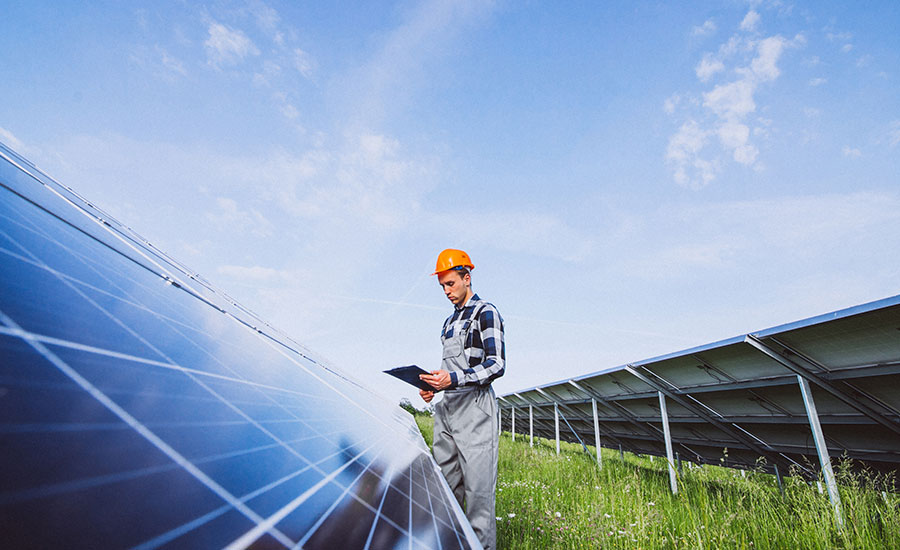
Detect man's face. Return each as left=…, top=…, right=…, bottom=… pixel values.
left=438, top=270, right=470, bottom=307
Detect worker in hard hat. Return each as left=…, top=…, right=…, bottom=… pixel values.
left=419, top=248, right=506, bottom=550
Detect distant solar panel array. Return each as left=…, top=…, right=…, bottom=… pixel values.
left=498, top=292, right=900, bottom=492
left=0, top=142, right=481, bottom=549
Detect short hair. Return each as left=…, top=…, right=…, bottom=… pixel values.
left=451, top=266, right=470, bottom=279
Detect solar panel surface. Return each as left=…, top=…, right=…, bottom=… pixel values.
left=0, top=142, right=481, bottom=550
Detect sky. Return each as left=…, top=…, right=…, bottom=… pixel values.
left=2, top=0, right=899, bottom=406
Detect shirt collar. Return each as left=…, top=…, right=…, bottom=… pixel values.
left=456, top=293, right=481, bottom=311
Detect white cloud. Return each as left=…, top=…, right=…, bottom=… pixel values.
left=692, top=19, right=717, bottom=37
left=703, top=79, right=756, bottom=119
left=666, top=120, right=708, bottom=163
left=716, top=121, right=757, bottom=165
left=841, top=43, right=853, bottom=53
left=749, top=36, right=786, bottom=81
left=803, top=107, right=821, bottom=118
left=205, top=22, right=260, bottom=67
left=856, top=55, right=873, bottom=68
left=740, top=10, right=760, bottom=32
left=666, top=121, right=718, bottom=189
left=809, top=77, right=827, bottom=86
left=842, top=146, right=862, bottom=158
left=696, top=54, right=725, bottom=82
left=666, top=15, right=798, bottom=187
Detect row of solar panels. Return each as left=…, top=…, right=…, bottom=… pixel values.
left=0, top=141, right=481, bottom=549
left=498, top=292, right=900, bottom=479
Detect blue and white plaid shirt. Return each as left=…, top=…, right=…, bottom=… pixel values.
left=441, top=293, right=506, bottom=388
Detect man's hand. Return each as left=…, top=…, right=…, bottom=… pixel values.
left=420, top=369, right=452, bottom=391
left=419, top=389, right=434, bottom=403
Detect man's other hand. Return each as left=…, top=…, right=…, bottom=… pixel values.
left=419, top=389, right=434, bottom=403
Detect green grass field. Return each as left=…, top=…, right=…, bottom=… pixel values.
left=414, top=415, right=900, bottom=549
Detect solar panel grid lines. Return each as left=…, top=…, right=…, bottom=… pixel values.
left=0, top=142, right=481, bottom=549
left=0, top=309, right=299, bottom=548
left=2, top=145, right=338, bottom=384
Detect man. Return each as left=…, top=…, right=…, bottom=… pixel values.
left=419, top=248, right=505, bottom=550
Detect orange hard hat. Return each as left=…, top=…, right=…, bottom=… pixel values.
left=432, top=248, right=474, bottom=275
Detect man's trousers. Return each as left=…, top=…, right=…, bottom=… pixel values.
left=433, top=386, right=498, bottom=550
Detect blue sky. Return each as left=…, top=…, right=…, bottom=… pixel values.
left=2, top=0, right=899, bottom=404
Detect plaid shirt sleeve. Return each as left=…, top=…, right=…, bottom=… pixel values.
left=448, top=299, right=506, bottom=388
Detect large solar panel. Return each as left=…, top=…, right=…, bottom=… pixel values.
left=500, top=293, right=900, bottom=480
left=0, top=142, right=481, bottom=549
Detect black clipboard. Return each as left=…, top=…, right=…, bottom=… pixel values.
left=383, top=365, right=437, bottom=392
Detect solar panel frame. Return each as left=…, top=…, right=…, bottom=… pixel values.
left=500, top=294, right=900, bottom=479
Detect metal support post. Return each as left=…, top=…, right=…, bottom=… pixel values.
left=557, top=408, right=590, bottom=454
left=529, top=404, right=534, bottom=447
left=658, top=391, right=678, bottom=495
left=774, top=463, right=784, bottom=497
left=498, top=407, right=502, bottom=437
left=511, top=407, right=515, bottom=443
left=554, top=402, right=560, bottom=455
left=797, top=374, right=843, bottom=528
left=619, top=444, right=624, bottom=461
left=592, top=398, right=602, bottom=469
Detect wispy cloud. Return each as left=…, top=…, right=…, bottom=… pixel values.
left=890, top=121, right=900, bottom=147
left=632, top=191, right=900, bottom=276
left=695, top=54, right=725, bottom=82
left=205, top=22, right=260, bottom=67
left=342, top=0, right=496, bottom=128
left=293, top=48, right=315, bottom=79
left=842, top=146, right=862, bottom=158
left=207, top=197, right=275, bottom=238
left=809, top=77, right=826, bottom=86
left=692, top=19, right=717, bottom=37
left=0, top=126, right=30, bottom=155
left=129, top=45, right=188, bottom=81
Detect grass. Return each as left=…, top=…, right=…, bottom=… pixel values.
left=413, top=415, right=900, bottom=549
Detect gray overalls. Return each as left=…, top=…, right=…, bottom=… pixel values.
left=433, top=303, right=499, bottom=550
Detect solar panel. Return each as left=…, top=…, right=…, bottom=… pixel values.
left=0, top=142, right=481, bottom=550
left=500, top=293, right=900, bottom=480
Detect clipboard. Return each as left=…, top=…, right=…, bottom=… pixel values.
left=383, top=365, right=437, bottom=392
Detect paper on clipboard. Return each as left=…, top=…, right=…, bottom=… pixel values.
left=383, top=365, right=437, bottom=392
